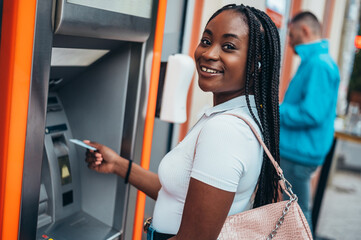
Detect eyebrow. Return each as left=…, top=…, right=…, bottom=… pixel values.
left=204, top=29, right=213, bottom=35
left=223, top=33, right=240, bottom=40
left=204, top=29, right=241, bottom=40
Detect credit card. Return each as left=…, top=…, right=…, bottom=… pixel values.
left=69, top=139, right=97, bottom=151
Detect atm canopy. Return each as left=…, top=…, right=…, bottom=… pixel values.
left=54, top=0, right=153, bottom=42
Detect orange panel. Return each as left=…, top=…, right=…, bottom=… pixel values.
left=132, top=1, right=168, bottom=239
left=0, top=0, right=37, bottom=239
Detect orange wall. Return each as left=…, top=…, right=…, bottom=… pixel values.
left=0, top=0, right=37, bottom=239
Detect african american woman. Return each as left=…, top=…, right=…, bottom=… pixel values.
left=85, top=4, right=281, bottom=240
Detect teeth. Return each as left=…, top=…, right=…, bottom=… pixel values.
left=201, top=66, right=219, bottom=73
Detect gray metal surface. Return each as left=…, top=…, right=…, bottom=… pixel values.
left=67, top=0, right=152, bottom=18
left=161, top=0, right=187, bottom=60
left=54, top=0, right=152, bottom=42
left=58, top=46, right=131, bottom=228
left=37, top=184, right=52, bottom=228
left=20, top=0, right=54, bottom=239
left=38, top=211, right=120, bottom=240
left=117, top=42, right=147, bottom=238
left=120, top=1, right=159, bottom=238
left=42, top=93, right=81, bottom=222
left=34, top=46, right=134, bottom=239
left=53, top=34, right=124, bottom=50
left=20, top=0, right=157, bottom=239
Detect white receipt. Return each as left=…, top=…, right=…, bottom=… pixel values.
left=69, top=139, right=97, bottom=151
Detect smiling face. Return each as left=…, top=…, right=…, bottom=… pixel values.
left=194, top=10, right=249, bottom=105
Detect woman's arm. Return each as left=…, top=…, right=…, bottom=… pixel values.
left=118, top=159, right=161, bottom=200
left=169, top=178, right=235, bottom=240
left=84, top=140, right=161, bottom=200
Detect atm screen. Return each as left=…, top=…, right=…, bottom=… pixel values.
left=58, top=155, right=72, bottom=185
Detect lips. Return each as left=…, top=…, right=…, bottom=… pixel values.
left=199, top=65, right=224, bottom=75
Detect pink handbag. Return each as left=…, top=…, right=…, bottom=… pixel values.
left=217, top=114, right=313, bottom=240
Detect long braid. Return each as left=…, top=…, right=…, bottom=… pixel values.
left=243, top=8, right=263, bottom=133
left=243, top=8, right=273, bottom=207
left=250, top=9, right=262, bottom=124
left=207, top=4, right=281, bottom=207
left=259, top=33, right=268, bottom=129
left=254, top=8, right=281, bottom=162
left=250, top=7, right=281, bottom=204
left=244, top=6, right=281, bottom=206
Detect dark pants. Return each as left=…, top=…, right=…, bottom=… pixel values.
left=147, top=225, right=175, bottom=240
left=281, top=157, right=317, bottom=234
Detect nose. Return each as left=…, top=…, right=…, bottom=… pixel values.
left=202, top=45, right=220, bottom=61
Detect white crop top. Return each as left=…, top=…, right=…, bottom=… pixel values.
left=152, top=95, right=263, bottom=234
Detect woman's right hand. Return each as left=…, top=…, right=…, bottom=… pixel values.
left=84, top=140, right=124, bottom=175
left=84, top=141, right=162, bottom=200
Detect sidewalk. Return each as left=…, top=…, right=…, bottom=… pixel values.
left=315, top=169, right=361, bottom=240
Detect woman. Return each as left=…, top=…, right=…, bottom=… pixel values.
left=85, top=4, right=281, bottom=240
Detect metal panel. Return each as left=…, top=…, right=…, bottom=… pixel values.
left=118, top=42, right=147, bottom=240
left=52, top=34, right=123, bottom=50
left=120, top=1, right=160, bottom=238
left=54, top=0, right=152, bottom=42
left=58, top=47, right=131, bottom=228
left=20, top=0, right=155, bottom=239
left=161, top=0, right=187, bottom=60
left=20, top=0, right=54, bottom=239
left=67, top=0, right=152, bottom=18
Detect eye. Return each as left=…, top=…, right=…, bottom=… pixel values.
left=223, top=43, right=236, bottom=50
left=200, top=38, right=211, bottom=46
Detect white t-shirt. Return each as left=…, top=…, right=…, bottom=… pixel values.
left=152, top=95, right=263, bottom=234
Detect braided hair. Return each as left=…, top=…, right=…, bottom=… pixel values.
left=207, top=4, right=281, bottom=208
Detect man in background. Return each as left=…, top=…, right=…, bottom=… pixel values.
left=280, top=11, right=340, bottom=233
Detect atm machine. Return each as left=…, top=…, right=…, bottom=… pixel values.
left=18, top=0, right=157, bottom=239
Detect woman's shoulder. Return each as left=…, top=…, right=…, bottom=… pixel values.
left=201, top=110, right=260, bottom=141
left=210, top=108, right=260, bottom=129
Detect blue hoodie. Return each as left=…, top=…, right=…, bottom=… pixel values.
left=280, top=40, right=340, bottom=166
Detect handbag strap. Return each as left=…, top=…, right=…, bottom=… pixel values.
left=222, top=113, right=294, bottom=198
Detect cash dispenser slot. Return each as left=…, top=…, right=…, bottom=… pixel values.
left=38, top=184, right=52, bottom=229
